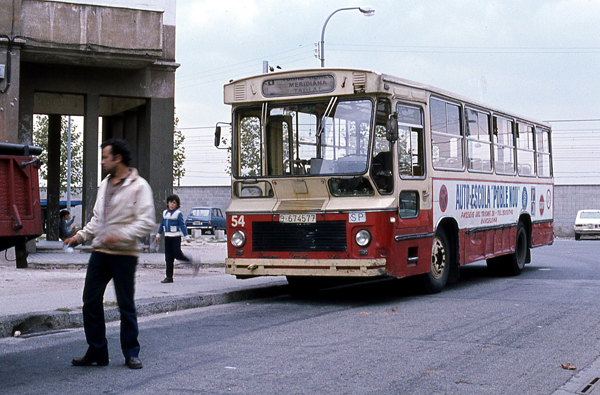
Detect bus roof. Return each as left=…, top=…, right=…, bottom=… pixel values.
left=224, top=67, right=551, bottom=129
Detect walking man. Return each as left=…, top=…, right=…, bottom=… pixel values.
left=64, top=138, right=155, bottom=369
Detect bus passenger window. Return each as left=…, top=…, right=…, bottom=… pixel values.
left=397, top=104, right=424, bottom=178
left=493, top=116, right=515, bottom=174
left=536, top=127, right=552, bottom=178
left=399, top=190, right=419, bottom=218
left=517, top=123, right=535, bottom=176
left=431, top=98, right=463, bottom=170
left=465, top=108, right=492, bottom=172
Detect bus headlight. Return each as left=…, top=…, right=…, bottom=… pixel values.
left=355, top=229, right=371, bottom=247
left=231, top=230, right=246, bottom=248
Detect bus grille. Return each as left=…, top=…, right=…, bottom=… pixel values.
left=252, top=221, right=347, bottom=252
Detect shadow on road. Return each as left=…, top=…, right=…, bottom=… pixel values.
left=277, top=261, right=538, bottom=307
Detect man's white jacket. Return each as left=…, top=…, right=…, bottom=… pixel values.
left=73, top=168, right=156, bottom=256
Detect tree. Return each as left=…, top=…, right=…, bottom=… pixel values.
left=239, top=117, right=261, bottom=176
left=33, top=115, right=83, bottom=194
left=173, top=115, right=186, bottom=186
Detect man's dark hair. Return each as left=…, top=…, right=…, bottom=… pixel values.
left=166, top=194, right=180, bottom=208
left=101, top=138, right=132, bottom=167
left=60, top=209, right=70, bottom=219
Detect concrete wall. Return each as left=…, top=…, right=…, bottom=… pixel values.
left=554, top=185, right=600, bottom=237
left=173, top=186, right=231, bottom=220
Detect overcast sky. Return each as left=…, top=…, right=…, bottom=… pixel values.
left=174, top=0, right=600, bottom=186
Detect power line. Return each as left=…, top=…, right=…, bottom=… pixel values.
left=328, top=43, right=600, bottom=55
left=548, top=119, right=600, bottom=123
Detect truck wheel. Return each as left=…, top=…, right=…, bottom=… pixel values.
left=424, top=230, right=451, bottom=293
left=15, top=242, right=28, bottom=269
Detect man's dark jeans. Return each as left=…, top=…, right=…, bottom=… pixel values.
left=82, top=251, right=139, bottom=359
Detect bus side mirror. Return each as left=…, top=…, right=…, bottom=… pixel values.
left=214, top=126, right=221, bottom=147
left=386, top=113, right=398, bottom=142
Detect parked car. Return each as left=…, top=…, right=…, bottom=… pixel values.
left=574, top=210, right=600, bottom=240
left=185, top=207, right=226, bottom=235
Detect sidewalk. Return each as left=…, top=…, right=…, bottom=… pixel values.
left=0, top=240, right=289, bottom=338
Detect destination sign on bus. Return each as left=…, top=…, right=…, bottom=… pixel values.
left=262, top=74, right=335, bottom=97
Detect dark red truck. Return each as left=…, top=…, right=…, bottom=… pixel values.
left=0, top=143, right=43, bottom=267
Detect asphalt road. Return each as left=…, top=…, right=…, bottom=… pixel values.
left=1, top=238, right=599, bottom=394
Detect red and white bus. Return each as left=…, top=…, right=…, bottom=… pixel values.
left=215, top=68, right=553, bottom=292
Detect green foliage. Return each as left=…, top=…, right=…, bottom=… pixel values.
left=239, top=117, right=261, bottom=176
left=173, top=115, right=186, bottom=186
left=33, top=115, right=83, bottom=194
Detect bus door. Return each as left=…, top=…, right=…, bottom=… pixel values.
left=388, top=104, right=433, bottom=278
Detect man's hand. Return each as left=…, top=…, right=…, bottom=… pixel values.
left=64, top=237, right=79, bottom=248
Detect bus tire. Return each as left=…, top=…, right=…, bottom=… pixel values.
left=424, top=230, right=451, bottom=294
left=486, top=256, right=504, bottom=275
left=507, top=222, right=528, bottom=276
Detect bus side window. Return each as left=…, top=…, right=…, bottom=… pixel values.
left=371, top=98, right=393, bottom=193
left=431, top=98, right=463, bottom=170
left=399, top=190, right=419, bottom=218
left=396, top=104, right=424, bottom=178
left=398, top=126, right=424, bottom=177
left=516, top=122, right=535, bottom=176
left=536, top=127, right=552, bottom=178
left=493, top=116, right=516, bottom=175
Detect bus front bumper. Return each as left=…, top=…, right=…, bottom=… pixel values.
left=225, top=258, right=387, bottom=278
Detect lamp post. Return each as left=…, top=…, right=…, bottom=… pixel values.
left=319, top=6, right=375, bottom=68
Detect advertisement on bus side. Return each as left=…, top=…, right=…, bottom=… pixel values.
left=433, top=179, right=553, bottom=229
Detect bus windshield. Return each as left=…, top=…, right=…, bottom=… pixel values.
left=234, top=98, right=373, bottom=177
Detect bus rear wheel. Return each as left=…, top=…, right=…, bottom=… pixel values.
left=507, top=222, right=528, bottom=276
left=424, top=230, right=451, bottom=294
left=486, top=222, right=528, bottom=276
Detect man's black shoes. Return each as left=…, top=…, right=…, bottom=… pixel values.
left=125, top=356, right=143, bottom=369
left=72, top=354, right=109, bottom=366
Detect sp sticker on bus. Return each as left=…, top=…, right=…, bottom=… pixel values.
left=349, top=212, right=366, bottom=223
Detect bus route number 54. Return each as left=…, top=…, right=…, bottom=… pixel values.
left=231, top=215, right=245, bottom=227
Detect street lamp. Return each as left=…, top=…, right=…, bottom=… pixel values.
left=319, top=6, right=375, bottom=68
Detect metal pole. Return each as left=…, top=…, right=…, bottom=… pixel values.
left=320, top=7, right=374, bottom=67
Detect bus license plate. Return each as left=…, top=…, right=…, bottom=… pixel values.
left=279, top=214, right=316, bottom=224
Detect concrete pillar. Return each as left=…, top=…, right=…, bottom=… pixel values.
left=139, top=97, right=174, bottom=224
left=82, top=94, right=99, bottom=225
left=46, top=114, right=61, bottom=241
left=0, top=40, right=21, bottom=143
left=123, top=110, right=138, bottom=168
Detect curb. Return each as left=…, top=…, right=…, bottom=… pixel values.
left=0, top=281, right=289, bottom=338
left=24, top=262, right=227, bottom=270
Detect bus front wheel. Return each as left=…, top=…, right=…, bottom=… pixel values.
left=424, top=230, right=451, bottom=293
